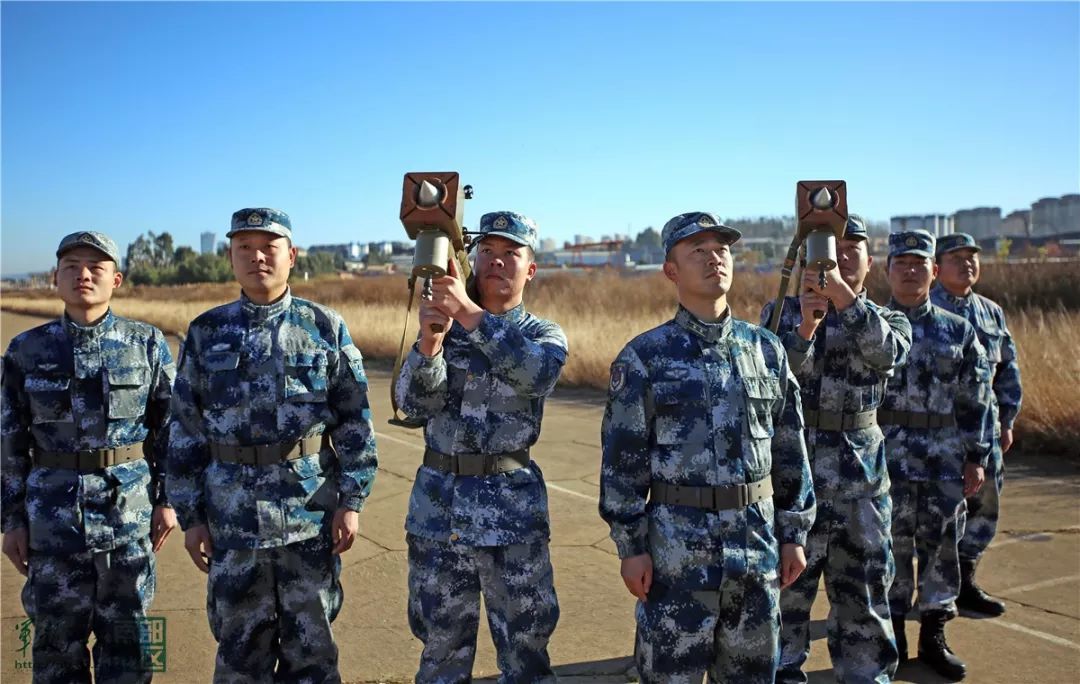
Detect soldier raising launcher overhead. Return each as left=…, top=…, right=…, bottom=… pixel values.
left=394, top=211, right=568, bottom=683
left=601, top=212, right=815, bottom=683
left=761, top=215, right=911, bottom=684
left=2, top=231, right=176, bottom=682
left=167, top=208, right=377, bottom=683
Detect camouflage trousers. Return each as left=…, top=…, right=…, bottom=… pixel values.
left=959, top=453, right=1004, bottom=561
left=634, top=574, right=780, bottom=683
left=21, top=537, right=156, bottom=684
left=207, top=535, right=342, bottom=684
left=406, top=534, right=559, bottom=684
left=889, top=480, right=967, bottom=617
left=778, top=493, right=898, bottom=684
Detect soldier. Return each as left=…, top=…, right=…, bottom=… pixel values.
left=761, top=215, right=911, bottom=684
left=930, top=233, right=1022, bottom=617
left=394, top=211, right=567, bottom=683
left=601, top=212, right=816, bottom=683
left=1, top=231, right=176, bottom=683
left=167, top=208, right=378, bottom=682
left=879, top=229, right=993, bottom=681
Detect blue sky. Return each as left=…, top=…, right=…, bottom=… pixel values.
left=2, top=1, right=1078, bottom=276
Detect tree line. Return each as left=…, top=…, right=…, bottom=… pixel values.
left=123, top=232, right=343, bottom=286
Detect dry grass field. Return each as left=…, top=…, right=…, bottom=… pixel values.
left=3, top=261, right=1078, bottom=454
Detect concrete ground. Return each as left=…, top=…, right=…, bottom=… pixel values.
left=1, top=310, right=1078, bottom=682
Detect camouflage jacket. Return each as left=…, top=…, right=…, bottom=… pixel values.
left=600, top=307, right=815, bottom=589
left=930, top=282, right=1022, bottom=431
left=881, top=299, right=993, bottom=481
left=1, top=311, right=174, bottom=555
left=761, top=292, right=912, bottom=499
left=167, top=290, right=377, bottom=550
left=394, top=304, right=568, bottom=547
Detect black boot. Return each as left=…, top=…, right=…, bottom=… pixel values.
left=892, top=614, right=908, bottom=662
left=957, top=557, right=1007, bottom=616
left=918, top=610, right=966, bottom=680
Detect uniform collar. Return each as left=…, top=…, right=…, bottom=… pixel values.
left=889, top=296, right=933, bottom=321
left=488, top=302, right=527, bottom=326
left=241, top=288, right=292, bottom=322
left=931, top=281, right=971, bottom=307
left=63, top=309, right=115, bottom=342
left=675, top=305, right=732, bottom=344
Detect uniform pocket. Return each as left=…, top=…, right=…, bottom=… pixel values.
left=743, top=375, right=780, bottom=439
left=24, top=374, right=73, bottom=424
left=203, top=352, right=241, bottom=409
left=284, top=351, right=329, bottom=402
left=107, top=365, right=151, bottom=419
left=934, top=344, right=964, bottom=381
left=653, top=380, right=707, bottom=446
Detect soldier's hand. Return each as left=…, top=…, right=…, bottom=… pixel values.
left=964, top=463, right=986, bottom=497
left=430, top=258, right=484, bottom=331
left=332, top=508, right=359, bottom=555
left=418, top=299, right=453, bottom=356
left=184, top=525, right=214, bottom=573
left=779, top=543, right=807, bottom=589
left=1000, top=427, right=1014, bottom=454
left=620, top=553, right=653, bottom=602
left=797, top=285, right=829, bottom=340
left=151, top=505, right=178, bottom=553
left=2, top=528, right=29, bottom=577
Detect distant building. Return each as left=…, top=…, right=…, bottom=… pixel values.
left=538, top=238, right=558, bottom=254
left=216, top=241, right=228, bottom=255
left=1031, top=194, right=1080, bottom=237
left=890, top=214, right=954, bottom=237
left=1002, top=210, right=1030, bottom=236
left=200, top=231, right=216, bottom=255
left=952, top=207, right=1001, bottom=240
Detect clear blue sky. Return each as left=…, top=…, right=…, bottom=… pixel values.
left=2, top=1, right=1078, bottom=276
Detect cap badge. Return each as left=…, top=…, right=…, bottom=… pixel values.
left=493, top=216, right=509, bottom=230
left=247, top=212, right=264, bottom=227
left=697, top=215, right=715, bottom=227
left=906, top=236, right=919, bottom=247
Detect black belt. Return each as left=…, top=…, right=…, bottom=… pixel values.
left=34, top=442, right=145, bottom=472
left=650, top=477, right=773, bottom=511
left=878, top=410, right=956, bottom=429
left=423, top=448, right=530, bottom=476
left=210, top=435, right=328, bottom=466
left=803, top=408, right=877, bottom=432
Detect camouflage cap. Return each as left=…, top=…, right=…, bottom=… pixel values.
left=227, top=208, right=292, bottom=239
left=475, top=211, right=538, bottom=251
left=889, top=229, right=936, bottom=259
left=935, top=232, right=981, bottom=258
left=56, top=231, right=120, bottom=263
left=844, top=214, right=868, bottom=241
left=661, top=212, right=741, bottom=255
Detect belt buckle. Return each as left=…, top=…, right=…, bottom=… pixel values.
left=454, top=454, right=484, bottom=477
left=736, top=484, right=749, bottom=508
left=484, top=454, right=499, bottom=476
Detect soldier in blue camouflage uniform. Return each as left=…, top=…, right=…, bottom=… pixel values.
left=394, top=211, right=567, bottom=683
left=880, top=230, right=993, bottom=681
left=2, top=231, right=176, bottom=683
left=601, top=212, right=816, bottom=684
left=761, top=215, right=910, bottom=684
left=930, top=233, right=1023, bottom=617
left=167, top=208, right=378, bottom=683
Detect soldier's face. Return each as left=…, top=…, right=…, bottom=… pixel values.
left=887, top=254, right=937, bottom=301
left=837, top=238, right=872, bottom=291
left=664, top=233, right=734, bottom=298
left=54, top=247, right=121, bottom=308
left=474, top=235, right=536, bottom=302
left=937, top=248, right=980, bottom=293
left=228, top=231, right=297, bottom=301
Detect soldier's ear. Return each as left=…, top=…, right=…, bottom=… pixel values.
left=662, top=260, right=679, bottom=284
left=113, top=268, right=123, bottom=290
